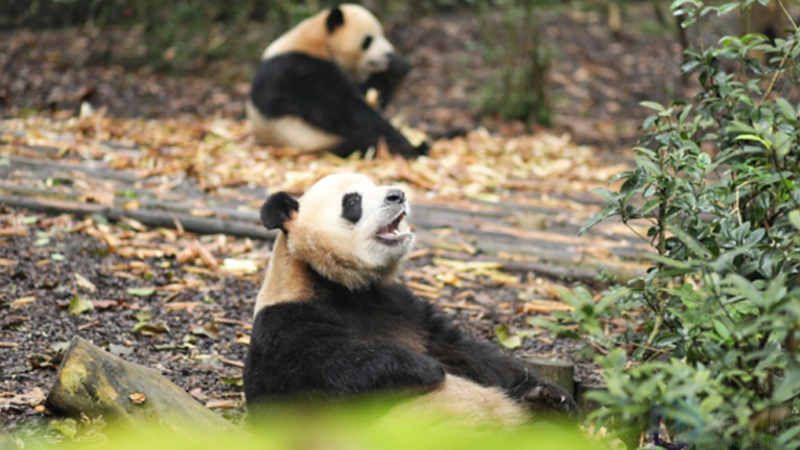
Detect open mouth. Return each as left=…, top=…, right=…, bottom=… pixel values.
left=375, top=211, right=411, bottom=245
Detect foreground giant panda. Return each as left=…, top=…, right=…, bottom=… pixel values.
left=243, top=173, right=576, bottom=425
left=247, top=4, right=427, bottom=158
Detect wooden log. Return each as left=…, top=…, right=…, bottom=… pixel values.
left=47, top=337, right=232, bottom=429
left=8, top=154, right=140, bottom=183
left=0, top=195, right=274, bottom=240
left=525, top=357, right=575, bottom=397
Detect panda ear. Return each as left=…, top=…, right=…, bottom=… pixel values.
left=260, top=192, right=299, bottom=232
left=326, top=6, right=344, bottom=33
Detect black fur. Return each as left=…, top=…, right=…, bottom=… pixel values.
left=250, top=52, right=427, bottom=158
left=260, top=192, right=299, bottom=232
left=360, top=53, right=410, bottom=110
left=326, top=6, right=344, bottom=33
left=341, top=192, right=362, bottom=223
left=361, top=35, right=373, bottom=50
left=244, top=271, right=576, bottom=414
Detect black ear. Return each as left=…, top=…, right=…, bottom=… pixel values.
left=326, top=6, right=344, bottom=33
left=260, top=192, right=299, bottom=232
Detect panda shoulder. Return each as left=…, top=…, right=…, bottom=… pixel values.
left=376, top=282, right=437, bottom=316
left=252, top=301, right=330, bottom=334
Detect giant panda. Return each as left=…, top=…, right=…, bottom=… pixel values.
left=247, top=4, right=427, bottom=158
left=243, top=173, right=575, bottom=425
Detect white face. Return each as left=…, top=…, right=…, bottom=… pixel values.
left=288, top=173, right=414, bottom=290
left=357, top=34, right=395, bottom=80
left=327, top=4, right=396, bottom=82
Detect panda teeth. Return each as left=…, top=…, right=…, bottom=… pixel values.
left=378, top=212, right=405, bottom=238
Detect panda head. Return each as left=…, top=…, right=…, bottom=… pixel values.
left=261, top=173, right=414, bottom=291
left=324, top=4, right=402, bottom=82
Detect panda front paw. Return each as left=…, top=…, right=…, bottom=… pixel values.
left=415, top=142, right=430, bottom=156
left=521, top=382, right=576, bottom=416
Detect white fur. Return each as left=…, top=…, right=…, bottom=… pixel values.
left=247, top=101, right=341, bottom=152
left=251, top=5, right=398, bottom=151
left=389, top=375, right=529, bottom=426
left=288, top=173, right=414, bottom=290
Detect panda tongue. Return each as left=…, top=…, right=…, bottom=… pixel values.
left=380, top=213, right=404, bottom=236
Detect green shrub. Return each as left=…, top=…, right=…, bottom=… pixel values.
left=547, top=0, right=800, bottom=448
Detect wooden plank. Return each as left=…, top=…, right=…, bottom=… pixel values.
left=0, top=195, right=274, bottom=240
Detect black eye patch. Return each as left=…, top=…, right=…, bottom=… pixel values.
left=361, top=35, right=373, bottom=51
left=341, top=192, right=362, bottom=224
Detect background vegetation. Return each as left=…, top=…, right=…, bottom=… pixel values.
left=545, top=0, right=800, bottom=448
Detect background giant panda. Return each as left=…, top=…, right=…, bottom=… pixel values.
left=243, top=173, right=576, bottom=425
left=247, top=5, right=427, bottom=158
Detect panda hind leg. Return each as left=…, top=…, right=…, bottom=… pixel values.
left=387, top=375, right=528, bottom=427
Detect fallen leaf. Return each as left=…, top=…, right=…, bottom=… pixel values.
left=521, top=299, right=574, bottom=314
left=494, top=324, right=523, bottom=349
left=128, top=392, right=147, bottom=405
left=189, top=388, right=208, bottom=402
left=205, top=399, right=239, bottom=410
left=92, top=299, right=119, bottom=310
left=0, top=387, right=46, bottom=410
left=68, top=295, right=94, bottom=315
left=221, top=258, right=258, bottom=274
left=127, top=287, right=156, bottom=298
left=0, top=226, right=27, bottom=237
left=164, top=302, right=201, bottom=312
left=10, top=296, right=36, bottom=309
left=74, top=273, right=97, bottom=292
left=0, top=258, right=17, bottom=268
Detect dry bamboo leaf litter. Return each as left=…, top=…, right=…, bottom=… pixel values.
left=1, top=114, right=617, bottom=204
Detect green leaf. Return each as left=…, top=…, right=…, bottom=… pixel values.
left=68, top=294, right=94, bottom=315
left=48, top=418, right=78, bottom=438
left=127, top=287, right=156, bottom=297
left=640, top=101, right=666, bottom=112
left=494, top=324, right=522, bottom=349
left=712, top=319, right=731, bottom=341
left=774, top=368, right=800, bottom=403
left=668, top=225, right=712, bottom=259
left=789, top=210, right=800, bottom=231
left=644, top=253, right=692, bottom=270
left=734, top=133, right=771, bottom=149
left=775, top=98, right=797, bottom=120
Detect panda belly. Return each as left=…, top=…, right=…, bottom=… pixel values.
left=389, top=374, right=528, bottom=426
left=246, top=100, right=342, bottom=153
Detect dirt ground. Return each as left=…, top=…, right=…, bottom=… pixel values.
left=0, top=3, right=691, bottom=435
left=0, top=5, right=691, bottom=147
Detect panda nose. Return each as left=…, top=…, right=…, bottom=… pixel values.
left=385, top=189, right=405, bottom=205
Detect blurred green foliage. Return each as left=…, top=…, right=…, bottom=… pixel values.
left=542, top=0, right=800, bottom=448
left=16, top=403, right=604, bottom=450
